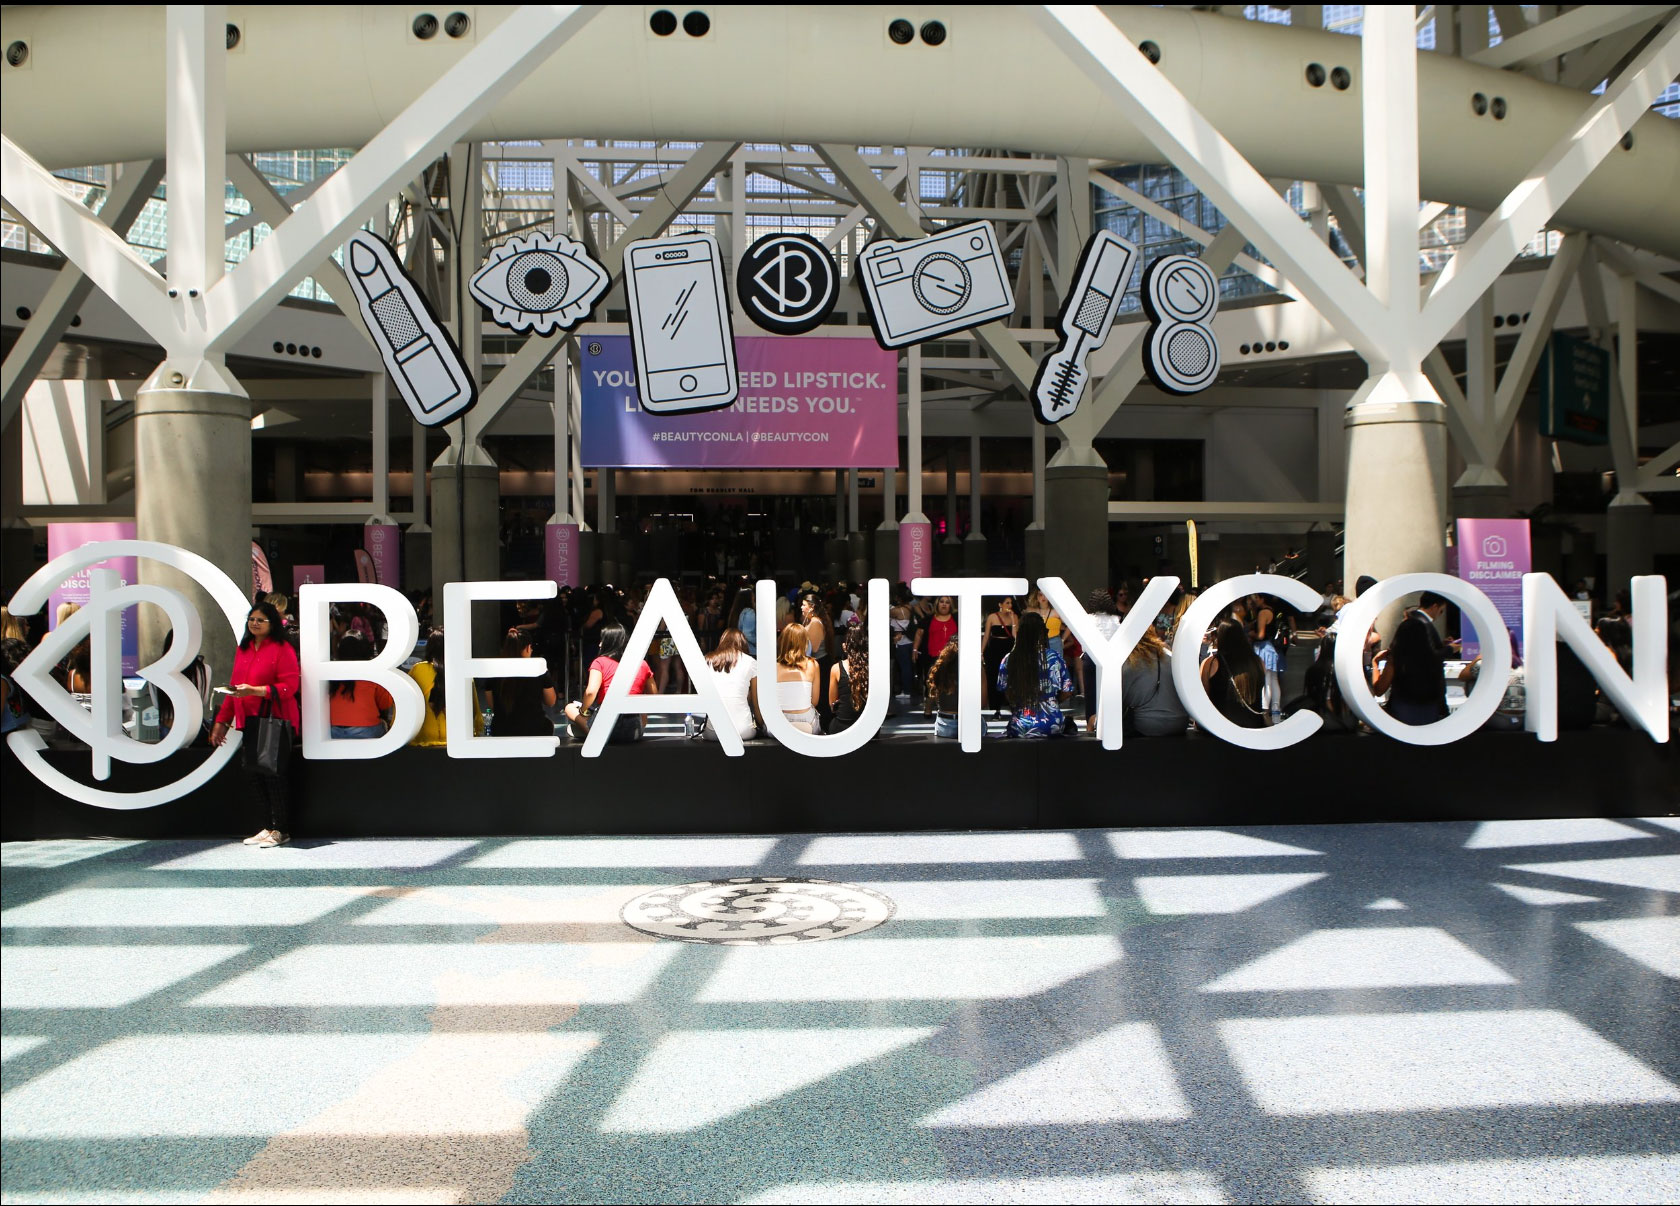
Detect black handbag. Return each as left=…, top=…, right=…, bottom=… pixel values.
left=242, top=697, right=291, bottom=778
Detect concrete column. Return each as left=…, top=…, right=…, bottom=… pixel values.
left=134, top=381, right=252, bottom=679
left=1451, top=467, right=1513, bottom=519
left=1044, top=462, right=1109, bottom=598
left=406, top=416, right=432, bottom=602
left=1342, top=385, right=1448, bottom=627
left=1, top=413, right=37, bottom=592
left=964, top=433, right=987, bottom=574
left=1606, top=491, right=1653, bottom=602
left=875, top=465, right=899, bottom=584
left=1025, top=420, right=1046, bottom=584
left=825, top=468, right=847, bottom=580
left=941, top=455, right=962, bottom=572
left=847, top=469, right=868, bottom=580
left=431, top=444, right=501, bottom=659
left=597, top=468, right=618, bottom=585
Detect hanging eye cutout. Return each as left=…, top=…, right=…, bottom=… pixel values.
left=470, top=232, right=610, bottom=334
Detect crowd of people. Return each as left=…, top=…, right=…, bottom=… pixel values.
left=2, top=569, right=1674, bottom=847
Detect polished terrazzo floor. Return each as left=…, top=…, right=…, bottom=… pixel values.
left=3, top=819, right=1678, bottom=1204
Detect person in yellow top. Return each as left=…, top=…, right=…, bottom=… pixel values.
left=406, top=630, right=484, bottom=746
left=1025, top=588, right=1065, bottom=667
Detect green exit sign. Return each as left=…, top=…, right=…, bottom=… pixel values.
left=1539, top=331, right=1610, bottom=445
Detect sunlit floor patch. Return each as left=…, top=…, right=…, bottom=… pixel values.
left=737, top=1172, right=1229, bottom=1204
left=1463, top=818, right=1654, bottom=849
left=1504, top=855, right=1680, bottom=893
left=348, top=883, right=656, bottom=927
left=1491, top=882, right=1603, bottom=906
left=1201, top=927, right=1514, bottom=992
left=1637, top=817, right=1680, bottom=834
left=466, top=836, right=777, bottom=868
left=1133, top=872, right=1325, bottom=915
left=696, top=935, right=1122, bottom=1001
left=871, top=878, right=1108, bottom=919
left=1107, top=830, right=1320, bottom=859
left=1, top=1035, right=50, bottom=1062
left=150, top=839, right=479, bottom=871
left=800, top=832, right=1082, bottom=864
left=1302, top=1154, right=1680, bottom=1204
left=0, top=839, right=145, bottom=869
left=1219, top=1009, right=1680, bottom=1115
left=190, top=941, right=677, bottom=1007
left=599, top=1027, right=934, bottom=1132
left=1575, top=916, right=1680, bottom=978
left=920, top=1021, right=1190, bottom=1126
left=2, top=944, right=246, bottom=1009
left=1364, top=897, right=1407, bottom=909
left=3, top=886, right=362, bottom=929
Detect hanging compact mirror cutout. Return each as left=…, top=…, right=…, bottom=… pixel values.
left=1032, top=230, right=1139, bottom=425
left=1140, top=253, right=1221, bottom=396
left=623, top=232, right=740, bottom=414
left=736, top=232, right=840, bottom=336
left=471, top=232, right=610, bottom=335
left=856, top=220, right=1015, bottom=350
left=345, top=232, right=478, bottom=428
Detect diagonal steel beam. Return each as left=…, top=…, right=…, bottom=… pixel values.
left=1471, top=4, right=1674, bottom=70
left=1487, top=232, right=1588, bottom=448
left=1417, top=18, right=1680, bottom=355
left=467, top=140, right=741, bottom=440
left=1, top=136, right=179, bottom=349
left=201, top=4, right=605, bottom=354
left=225, top=154, right=375, bottom=351
left=1034, top=5, right=1390, bottom=365
left=2, top=160, right=163, bottom=431
left=815, top=144, right=1039, bottom=396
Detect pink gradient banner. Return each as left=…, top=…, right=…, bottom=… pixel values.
left=547, top=523, right=581, bottom=588
left=363, top=524, right=401, bottom=588
left=580, top=335, right=898, bottom=468
left=1454, top=518, right=1531, bottom=659
left=899, top=521, right=935, bottom=582
left=47, top=522, right=139, bottom=675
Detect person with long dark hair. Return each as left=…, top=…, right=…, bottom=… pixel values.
left=1372, top=612, right=1448, bottom=726
left=826, top=619, right=872, bottom=735
left=800, top=591, right=838, bottom=727
left=1298, top=633, right=1357, bottom=731
left=983, top=595, right=1018, bottom=713
left=1201, top=617, right=1267, bottom=728
left=407, top=629, right=483, bottom=746
left=210, top=600, right=301, bottom=849
left=998, top=610, right=1073, bottom=738
left=563, top=620, right=653, bottom=742
left=699, top=626, right=759, bottom=741
left=493, top=630, right=559, bottom=738
left=325, top=635, right=392, bottom=738
left=926, top=639, right=962, bottom=739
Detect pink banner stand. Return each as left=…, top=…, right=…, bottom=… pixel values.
left=363, top=524, right=402, bottom=588
left=899, top=521, right=934, bottom=583
left=547, top=523, right=582, bottom=588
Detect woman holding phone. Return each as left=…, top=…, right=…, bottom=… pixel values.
left=210, top=600, right=300, bottom=849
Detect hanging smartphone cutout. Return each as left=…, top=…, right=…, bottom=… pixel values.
left=1032, top=230, right=1139, bottom=425
left=623, top=233, right=740, bottom=414
left=1141, top=254, right=1221, bottom=396
left=856, top=220, right=1015, bottom=350
left=470, top=232, right=609, bottom=335
left=345, top=232, right=478, bottom=428
left=736, top=232, right=840, bottom=335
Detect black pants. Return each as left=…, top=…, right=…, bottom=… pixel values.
left=243, top=749, right=295, bottom=833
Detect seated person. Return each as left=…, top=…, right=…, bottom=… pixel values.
left=407, top=629, right=483, bottom=746
left=774, top=622, right=820, bottom=734
left=1120, top=627, right=1188, bottom=736
left=926, top=641, right=961, bottom=739
left=698, top=627, right=759, bottom=741
left=996, top=612, right=1074, bottom=738
left=564, top=622, right=652, bottom=742
left=328, top=635, right=393, bottom=738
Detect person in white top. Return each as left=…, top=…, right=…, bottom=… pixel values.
left=699, top=627, right=760, bottom=741
left=776, top=621, right=821, bottom=734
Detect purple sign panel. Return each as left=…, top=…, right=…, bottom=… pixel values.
left=363, top=523, right=401, bottom=588
left=580, top=335, right=898, bottom=468
left=47, top=522, right=139, bottom=674
left=547, top=522, right=581, bottom=588
left=292, top=565, right=326, bottom=596
left=1455, top=518, right=1530, bottom=660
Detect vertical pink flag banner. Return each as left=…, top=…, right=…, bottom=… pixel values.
left=292, top=565, right=326, bottom=596
left=47, top=522, right=140, bottom=674
left=252, top=542, right=274, bottom=595
left=361, top=523, right=402, bottom=587
left=547, top=523, right=581, bottom=588
left=899, top=521, right=934, bottom=583
left=1454, top=518, right=1530, bottom=659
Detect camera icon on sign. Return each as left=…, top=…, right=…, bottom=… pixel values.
left=1482, top=535, right=1507, bottom=558
left=858, top=221, right=1015, bottom=349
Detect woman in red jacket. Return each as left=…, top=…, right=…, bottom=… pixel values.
left=210, top=600, right=301, bottom=848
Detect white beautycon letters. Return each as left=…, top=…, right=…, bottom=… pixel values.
left=4, top=541, right=1669, bottom=810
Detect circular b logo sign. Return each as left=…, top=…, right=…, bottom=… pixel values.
left=736, top=232, right=839, bottom=335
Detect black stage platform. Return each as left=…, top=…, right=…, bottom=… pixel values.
left=4, top=727, right=1675, bottom=840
